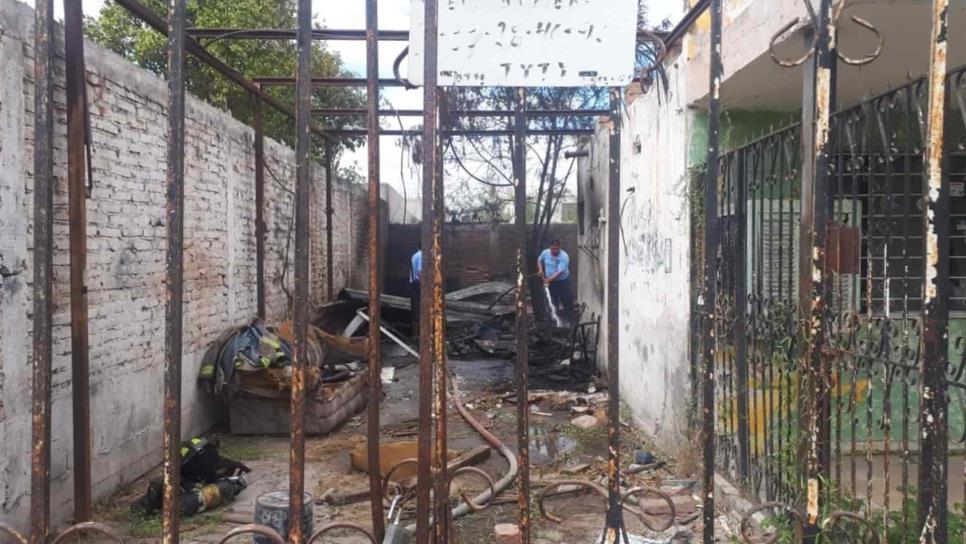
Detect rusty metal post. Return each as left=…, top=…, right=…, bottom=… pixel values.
left=416, top=0, right=440, bottom=541
left=254, top=93, right=266, bottom=319
left=64, top=0, right=93, bottom=524
left=700, top=2, right=722, bottom=542
left=365, top=0, right=385, bottom=539
left=432, top=89, right=450, bottom=544
left=29, top=0, right=55, bottom=541
left=798, top=0, right=834, bottom=539
left=324, top=143, right=335, bottom=301
left=603, top=87, right=623, bottom=544
left=161, top=0, right=188, bottom=542
left=512, top=87, right=531, bottom=544
left=288, top=0, right=313, bottom=541
left=918, top=1, right=950, bottom=541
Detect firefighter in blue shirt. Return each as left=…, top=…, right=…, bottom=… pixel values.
left=537, top=239, right=574, bottom=322
left=410, top=245, right=422, bottom=336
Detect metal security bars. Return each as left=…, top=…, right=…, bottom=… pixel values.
left=17, top=0, right=698, bottom=543
left=705, top=2, right=964, bottom=540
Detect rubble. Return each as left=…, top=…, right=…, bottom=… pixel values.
left=571, top=415, right=599, bottom=430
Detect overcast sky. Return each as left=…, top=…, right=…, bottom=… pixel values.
left=22, top=0, right=687, bottom=197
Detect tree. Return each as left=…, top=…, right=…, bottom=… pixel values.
left=85, top=0, right=364, bottom=154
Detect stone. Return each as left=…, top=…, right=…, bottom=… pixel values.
left=571, top=414, right=599, bottom=429
left=494, top=523, right=521, bottom=544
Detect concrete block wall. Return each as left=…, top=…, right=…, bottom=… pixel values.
left=385, top=223, right=578, bottom=296
left=577, top=59, right=695, bottom=444
left=0, top=0, right=372, bottom=532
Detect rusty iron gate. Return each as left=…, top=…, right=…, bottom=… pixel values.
left=697, top=0, right=963, bottom=542
left=3, top=0, right=687, bottom=543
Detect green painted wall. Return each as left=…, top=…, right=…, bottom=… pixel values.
left=688, top=110, right=800, bottom=165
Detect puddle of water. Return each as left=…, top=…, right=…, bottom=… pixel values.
left=530, top=424, right=578, bottom=464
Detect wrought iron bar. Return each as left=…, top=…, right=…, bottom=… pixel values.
left=288, top=0, right=313, bottom=540
left=433, top=89, right=451, bottom=544
left=312, top=108, right=609, bottom=117
left=161, top=0, right=188, bottom=541
left=320, top=128, right=595, bottom=137
left=112, top=0, right=335, bottom=142
left=702, top=1, right=722, bottom=542
left=603, top=87, right=623, bottom=544
left=324, top=143, right=335, bottom=301
left=29, top=0, right=54, bottom=541
left=365, top=0, right=385, bottom=540
left=254, top=94, right=266, bottom=319
left=918, top=0, right=950, bottom=540
left=512, top=86, right=531, bottom=544
left=416, top=1, right=440, bottom=541
left=64, top=0, right=93, bottom=523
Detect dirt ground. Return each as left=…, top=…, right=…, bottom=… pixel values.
left=92, top=353, right=704, bottom=543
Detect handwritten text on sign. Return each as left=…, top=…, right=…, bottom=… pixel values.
left=408, top=0, right=639, bottom=87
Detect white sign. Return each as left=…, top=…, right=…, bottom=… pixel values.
left=408, top=0, right=639, bottom=87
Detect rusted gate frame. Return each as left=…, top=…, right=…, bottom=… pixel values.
left=700, top=1, right=723, bottom=543
left=708, top=1, right=960, bottom=543
left=27, top=1, right=674, bottom=544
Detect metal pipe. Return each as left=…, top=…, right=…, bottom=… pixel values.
left=799, top=0, right=835, bottom=538
left=318, top=128, right=595, bottom=137
left=512, top=87, right=531, bottom=544
left=111, top=0, right=335, bottom=143
left=29, top=0, right=54, bottom=541
left=416, top=1, right=439, bottom=540
left=185, top=28, right=665, bottom=43
left=312, top=108, right=609, bottom=117
left=288, top=0, right=313, bottom=540
left=701, top=1, right=722, bottom=542
left=187, top=28, right=409, bottom=41
left=161, top=0, right=188, bottom=541
left=254, top=77, right=407, bottom=88
left=433, top=89, right=451, bottom=544
left=324, top=143, right=335, bottom=301
left=355, top=310, right=419, bottom=358
left=918, top=0, right=950, bottom=540
left=64, top=0, right=93, bottom=523
left=365, top=0, right=385, bottom=540
left=254, top=94, right=266, bottom=319
left=603, top=87, right=623, bottom=544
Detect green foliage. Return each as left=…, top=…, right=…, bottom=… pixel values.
left=85, top=0, right=364, bottom=152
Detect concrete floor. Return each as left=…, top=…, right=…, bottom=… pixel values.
left=92, top=351, right=699, bottom=543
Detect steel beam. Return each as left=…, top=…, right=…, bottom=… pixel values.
left=29, top=0, right=54, bottom=541
left=701, top=1, right=723, bottom=542
left=365, top=0, right=385, bottom=540
left=288, top=0, right=313, bottom=541
left=64, top=0, right=93, bottom=524
left=161, top=0, right=188, bottom=541
left=918, top=0, right=950, bottom=540
left=512, top=87, right=531, bottom=544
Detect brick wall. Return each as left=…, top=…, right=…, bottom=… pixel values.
left=385, top=223, right=578, bottom=296
left=0, top=0, right=373, bottom=531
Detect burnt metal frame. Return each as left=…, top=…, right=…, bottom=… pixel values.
left=25, top=0, right=692, bottom=543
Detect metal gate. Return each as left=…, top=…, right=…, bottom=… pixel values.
left=698, top=0, right=962, bottom=542
left=3, top=0, right=679, bottom=543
